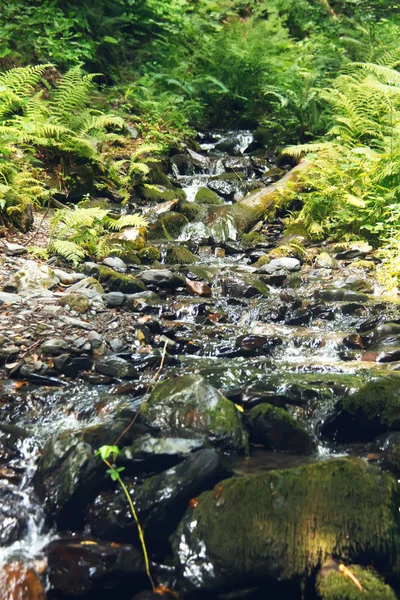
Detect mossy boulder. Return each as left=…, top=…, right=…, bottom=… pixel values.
left=171, top=458, right=400, bottom=592
left=148, top=212, right=189, bottom=241
left=165, top=246, right=197, bottom=265
left=137, top=184, right=186, bottom=204
left=140, top=375, right=248, bottom=452
left=317, top=563, right=396, bottom=600
left=136, top=246, right=161, bottom=265
left=58, top=293, right=90, bottom=313
left=323, top=375, right=400, bottom=442
left=247, top=403, right=315, bottom=454
left=97, top=266, right=147, bottom=294
left=210, top=172, right=246, bottom=182
left=241, top=231, right=265, bottom=245
left=195, top=187, right=224, bottom=206
left=179, top=202, right=207, bottom=222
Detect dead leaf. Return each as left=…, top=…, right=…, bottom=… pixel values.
left=189, top=498, right=199, bottom=508
left=15, top=381, right=27, bottom=390
left=80, top=540, right=98, bottom=546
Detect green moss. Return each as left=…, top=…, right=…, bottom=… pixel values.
left=317, top=564, right=396, bottom=600
left=58, top=293, right=90, bottom=313
left=342, top=375, right=400, bottom=429
left=140, top=374, right=248, bottom=452
left=136, top=246, right=161, bottom=265
left=348, top=260, right=376, bottom=271
left=211, top=172, right=246, bottom=182
left=179, top=202, right=207, bottom=222
left=97, top=265, right=147, bottom=293
left=254, top=126, right=270, bottom=145
left=146, top=162, right=175, bottom=188
left=252, top=254, right=270, bottom=268
left=241, top=231, right=265, bottom=245
left=165, top=245, right=197, bottom=265
left=265, top=167, right=286, bottom=180
left=231, top=203, right=262, bottom=233
left=173, top=458, right=400, bottom=582
left=148, top=212, right=189, bottom=240
left=247, top=403, right=314, bottom=454
left=195, top=187, right=224, bottom=205
left=137, top=184, right=186, bottom=204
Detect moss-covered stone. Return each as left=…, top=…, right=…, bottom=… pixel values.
left=136, top=246, right=161, bottom=265
left=247, top=403, right=315, bottom=454
left=241, top=231, right=265, bottom=245
left=146, top=161, right=175, bottom=188
left=342, top=375, right=400, bottom=432
left=147, top=212, right=189, bottom=241
left=97, top=266, right=147, bottom=293
left=348, top=259, right=376, bottom=271
left=264, top=167, right=286, bottom=181
left=253, top=126, right=270, bottom=145
left=140, top=374, right=248, bottom=452
left=179, top=202, right=207, bottom=222
left=172, top=458, right=400, bottom=590
left=165, top=245, right=197, bottom=265
left=137, top=184, right=186, bottom=204
left=58, top=293, right=90, bottom=313
left=210, top=172, right=246, bottom=182
left=195, top=187, right=224, bottom=206
left=317, top=563, right=396, bottom=600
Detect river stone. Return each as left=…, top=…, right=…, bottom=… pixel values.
left=0, top=488, right=43, bottom=547
left=0, top=561, right=46, bottom=599
left=316, top=562, right=396, bottom=600
left=314, top=252, right=338, bottom=269
left=125, top=291, right=162, bottom=310
left=58, top=293, right=90, bottom=313
left=69, top=277, right=104, bottom=296
left=97, top=266, right=146, bottom=294
left=41, top=338, right=71, bottom=356
left=322, top=374, right=400, bottom=442
left=53, top=268, right=84, bottom=285
left=102, top=256, right=127, bottom=273
left=171, top=458, right=399, bottom=592
left=45, top=537, right=144, bottom=597
left=119, top=435, right=204, bottom=471
left=34, top=434, right=101, bottom=520
left=3, top=242, right=27, bottom=256
left=53, top=354, right=93, bottom=377
left=257, top=257, right=301, bottom=273
left=0, top=292, right=23, bottom=305
left=246, top=403, right=315, bottom=454
left=165, top=246, right=197, bottom=265
left=3, top=261, right=58, bottom=293
left=95, top=356, right=137, bottom=379
left=139, top=269, right=185, bottom=290
left=103, top=291, right=126, bottom=307
left=140, top=375, right=248, bottom=452
left=87, top=449, right=231, bottom=554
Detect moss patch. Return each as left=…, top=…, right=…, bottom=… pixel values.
left=317, top=564, right=396, bottom=600
left=172, top=458, right=400, bottom=585
left=195, top=187, right=224, bottom=205
left=58, top=293, right=90, bottom=313
left=179, top=202, right=207, bottom=222
left=137, top=184, right=186, bottom=204
left=165, top=245, right=197, bottom=265
left=241, top=231, right=265, bottom=245
left=148, top=212, right=189, bottom=240
left=210, top=171, right=246, bottom=182
left=97, top=265, right=147, bottom=293
left=136, top=246, right=161, bottom=265
left=342, top=375, right=400, bottom=431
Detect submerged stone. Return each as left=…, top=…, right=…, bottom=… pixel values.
left=171, top=458, right=400, bottom=592
left=97, top=266, right=146, bottom=294
left=140, top=375, right=248, bottom=452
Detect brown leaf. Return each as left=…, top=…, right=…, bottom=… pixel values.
left=189, top=498, right=199, bottom=508
left=15, top=381, right=27, bottom=390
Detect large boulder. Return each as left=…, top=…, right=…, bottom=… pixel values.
left=171, top=458, right=400, bottom=593
left=139, top=375, right=248, bottom=452
left=3, top=261, right=58, bottom=293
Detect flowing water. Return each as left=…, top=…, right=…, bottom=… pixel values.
left=1, top=129, right=399, bottom=598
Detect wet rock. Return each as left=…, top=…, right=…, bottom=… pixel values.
left=0, top=488, right=43, bottom=546
left=103, top=291, right=126, bottom=308
left=58, top=293, right=90, bottom=313
left=136, top=246, right=162, bottom=265
left=343, top=334, right=365, bottom=350
left=119, top=435, right=204, bottom=472
left=3, top=261, right=58, bottom=293
left=322, top=375, right=400, bottom=442
left=126, top=291, right=163, bottom=310
left=215, top=136, right=241, bottom=154
left=102, top=256, right=127, bottom=273
left=87, top=449, right=231, bottom=554
left=138, top=185, right=186, bottom=204
left=0, top=562, right=46, bottom=600
left=378, top=350, right=400, bottom=362
left=0, top=292, right=23, bottom=305
left=207, top=179, right=235, bottom=200
left=285, top=308, right=312, bottom=326
left=246, top=403, right=315, bottom=454
left=165, top=246, right=197, bottom=265
left=69, top=276, right=104, bottom=296
left=235, top=335, right=281, bottom=353
left=53, top=354, right=93, bottom=377
left=186, top=279, right=212, bottom=297
left=98, top=266, right=147, bottom=294
left=41, top=338, right=71, bottom=356
left=195, top=187, right=223, bottom=205
left=316, top=562, right=396, bottom=600
left=45, top=537, right=146, bottom=597
left=148, top=212, right=188, bottom=240
left=179, top=202, right=207, bottom=222
left=319, top=288, right=369, bottom=303
left=314, top=252, right=338, bottom=269
left=95, top=356, right=138, bottom=379
left=139, top=269, right=185, bottom=291
left=171, top=458, right=399, bottom=592
left=140, top=375, right=248, bottom=452
left=220, top=276, right=269, bottom=298
left=34, top=434, right=101, bottom=520
left=257, top=257, right=301, bottom=273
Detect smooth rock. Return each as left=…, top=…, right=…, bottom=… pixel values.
left=257, top=257, right=301, bottom=273
left=102, top=256, right=127, bottom=273
left=95, top=356, right=137, bottom=379
left=186, top=279, right=212, bottom=297
left=103, top=292, right=125, bottom=308
left=53, top=269, right=84, bottom=285
left=3, top=261, right=58, bottom=292
left=41, top=339, right=71, bottom=356
left=69, top=277, right=104, bottom=295
left=139, top=269, right=185, bottom=290
left=0, top=562, right=46, bottom=600
left=0, top=292, right=23, bottom=305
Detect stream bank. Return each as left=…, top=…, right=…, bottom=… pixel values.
left=1, top=131, right=400, bottom=599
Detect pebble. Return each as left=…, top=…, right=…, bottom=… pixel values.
left=41, top=338, right=71, bottom=355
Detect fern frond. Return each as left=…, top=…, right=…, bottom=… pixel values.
left=51, top=239, right=86, bottom=266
